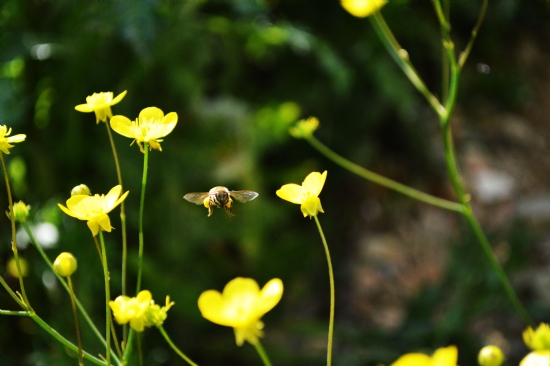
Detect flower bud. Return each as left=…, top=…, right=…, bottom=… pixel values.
left=12, top=201, right=30, bottom=222
left=53, top=252, right=77, bottom=277
left=341, top=0, right=387, bottom=18
left=478, top=345, right=505, bottom=366
left=145, top=296, right=175, bottom=327
left=71, top=184, right=91, bottom=196
left=7, top=257, right=28, bottom=278
left=289, top=117, right=319, bottom=139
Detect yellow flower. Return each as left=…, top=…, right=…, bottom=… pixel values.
left=145, top=296, right=175, bottom=328
left=198, top=277, right=283, bottom=346
left=75, top=91, right=127, bottom=123
left=276, top=171, right=326, bottom=218
left=289, top=116, right=319, bottom=139
left=0, top=125, right=26, bottom=154
left=521, top=351, right=550, bottom=366
left=341, top=0, right=386, bottom=18
left=390, top=346, right=458, bottom=366
left=58, top=185, right=129, bottom=236
left=109, top=290, right=152, bottom=332
left=478, top=345, right=505, bottom=366
left=524, top=324, right=550, bottom=351
left=53, top=252, right=78, bottom=277
left=10, top=201, right=30, bottom=223
left=110, top=107, right=178, bottom=152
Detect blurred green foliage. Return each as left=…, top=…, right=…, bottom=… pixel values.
left=1, top=0, right=549, bottom=365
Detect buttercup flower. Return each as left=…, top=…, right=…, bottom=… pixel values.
left=276, top=171, right=326, bottom=218
left=289, top=116, right=319, bottom=139
left=198, top=277, right=283, bottom=346
left=53, top=252, right=78, bottom=277
left=521, top=351, right=550, bottom=366
left=75, top=91, right=127, bottom=123
left=58, top=185, right=129, bottom=236
left=110, top=290, right=152, bottom=332
left=110, top=107, right=178, bottom=152
left=478, top=345, right=505, bottom=366
left=524, top=323, right=550, bottom=351
left=341, top=0, right=386, bottom=18
left=0, top=125, right=26, bottom=154
left=390, top=345, right=458, bottom=366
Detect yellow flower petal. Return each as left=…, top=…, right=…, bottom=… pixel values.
left=257, top=278, right=284, bottom=315
left=521, top=351, right=550, bottom=366
left=198, top=290, right=231, bottom=326
left=300, top=196, right=323, bottom=217
left=432, top=346, right=458, bottom=366
left=110, top=90, right=127, bottom=106
left=58, top=203, right=78, bottom=218
left=391, top=353, right=432, bottom=366
left=75, top=104, right=95, bottom=112
left=276, top=184, right=304, bottom=204
left=341, top=0, right=387, bottom=18
left=96, top=214, right=112, bottom=232
left=302, top=171, right=327, bottom=197
left=110, top=116, right=135, bottom=139
left=139, top=106, right=165, bottom=122
left=87, top=219, right=100, bottom=236
left=105, top=185, right=123, bottom=208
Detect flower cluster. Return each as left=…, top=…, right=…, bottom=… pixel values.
left=109, top=290, right=174, bottom=332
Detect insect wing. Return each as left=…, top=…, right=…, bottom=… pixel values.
left=183, top=192, right=210, bottom=205
left=229, top=190, right=259, bottom=203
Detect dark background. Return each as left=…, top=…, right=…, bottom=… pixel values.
left=1, top=0, right=550, bottom=364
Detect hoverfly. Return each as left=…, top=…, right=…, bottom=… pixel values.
left=183, top=186, right=259, bottom=217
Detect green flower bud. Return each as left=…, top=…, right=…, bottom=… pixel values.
left=71, top=184, right=91, bottom=196
left=12, top=201, right=30, bottom=222
left=289, top=117, right=319, bottom=139
left=478, top=345, right=505, bottom=366
left=145, top=296, right=175, bottom=328
left=53, top=252, right=77, bottom=277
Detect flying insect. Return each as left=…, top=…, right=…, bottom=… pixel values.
left=183, top=186, right=259, bottom=217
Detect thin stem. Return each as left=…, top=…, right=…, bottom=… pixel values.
left=314, top=215, right=334, bottom=366
left=104, top=121, right=129, bottom=344
left=440, top=0, right=450, bottom=103
left=110, top=312, right=123, bottom=358
left=306, top=135, right=464, bottom=213
left=158, top=326, right=198, bottom=366
left=98, top=231, right=112, bottom=366
left=0, top=153, right=30, bottom=308
left=458, top=0, right=488, bottom=69
left=0, top=274, right=26, bottom=308
left=22, top=223, right=122, bottom=363
left=136, top=142, right=149, bottom=293
left=68, top=276, right=84, bottom=366
left=369, top=11, right=446, bottom=118
left=93, top=235, right=104, bottom=264
left=253, top=341, right=273, bottom=366
left=123, top=329, right=135, bottom=362
left=0, top=309, right=28, bottom=316
left=137, top=332, right=143, bottom=366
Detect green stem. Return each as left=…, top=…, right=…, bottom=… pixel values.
left=123, top=329, right=135, bottom=362
left=22, top=222, right=121, bottom=363
left=98, top=231, right=112, bottom=366
left=253, top=341, right=273, bottom=366
left=306, top=135, right=463, bottom=213
left=369, top=11, right=446, bottom=118
left=136, top=142, right=149, bottom=293
left=458, top=0, right=488, bottom=69
left=158, top=326, right=198, bottom=366
left=68, top=276, right=84, bottom=366
left=137, top=332, right=143, bottom=366
left=104, top=121, right=128, bottom=345
left=0, top=273, right=26, bottom=308
left=0, top=309, right=28, bottom=316
left=31, top=312, right=109, bottom=366
left=314, top=215, right=334, bottom=366
left=0, top=153, right=30, bottom=308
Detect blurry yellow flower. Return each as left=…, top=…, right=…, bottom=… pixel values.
left=75, top=91, right=127, bottom=123
left=6, top=257, right=28, bottom=278
left=198, top=277, right=283, bottom=346
left=0, top=125, right=26, bottom=154
left=390, top=346, right=458, bottom=366
left=145, top=296, right=175, bottom=328
left=58, top=185, right=129, bottom=236
left=10, top=201, right=30, bottom=222
left=521, top=351, right=550, bottom=366
left=524, top=324, right=550, bottom=351
left=478, top=345, right=505, bottom=366
left=110, top=290, right=152, bottom=332
left=276, top=171, right=326, bottom=218
left=289, top=116, right=319, bottom=139
left=110, top=107, right=178, bottom=152
left=53, top=252, right=77, bottom=277
left=341, top=0, right=386, bottom=18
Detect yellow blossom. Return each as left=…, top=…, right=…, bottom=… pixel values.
left=390, top=346, right=458, bottom=366
left=198, top=277, right=283, bottom=346
left=58, top=185, right=129, bottom=236
left=524, top=324, right=550, bottom=351
left=53, top=252, right=77, bottom=277
left=75, top=91, right=127, bottom=123
left=276, top=171, right=326, bottom=218
left=0, top=125, right=26, bottom=154
left=521, top=351, right=550, bottom=366
left=110, top=107, right=178, bottom=152
left=341, top=0, right=386, bottom=18
left=289, top=116, right=319, bottom=139
left=145, top=296, right=175, bottom=328
left=10, top=201, right=30, bottom=222
left=478, top=345, right=505, bottom=366
left=109, top=290, right=152, bottom=332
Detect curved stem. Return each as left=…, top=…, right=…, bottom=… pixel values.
left=0, top=153, right=30, bottom=308
left=314, top=215, right=334, bottom=366
left=98, top=231, right=112, bottom=366
left=158, top=326, right=198, bottom=366
left=136, top=142, right=149, bottom=293
left=306, top=135, right=464, bottom=213
left=68, top=276, right=84, bottom=366
left=369, top=11, right=446, bottom=118
left=253, top=341, right=273, bottom=366
left=458, top=0, right=488, bottom=69
left=0, top=274, right=26, bottom=308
